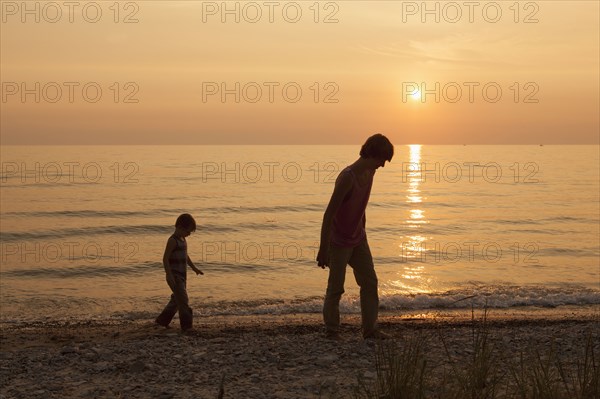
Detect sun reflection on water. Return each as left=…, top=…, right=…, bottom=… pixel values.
left=389, top=145, right=434, bottom=295
left=405, top=145, right=428, bottom=229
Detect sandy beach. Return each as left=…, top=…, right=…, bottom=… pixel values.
left=1, top=306, right=598, bottom=399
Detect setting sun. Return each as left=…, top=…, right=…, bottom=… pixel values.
left=411, top=89, right=422, bottom=101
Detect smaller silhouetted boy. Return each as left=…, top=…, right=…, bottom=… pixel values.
left=156, top=213, right=203, bottom=331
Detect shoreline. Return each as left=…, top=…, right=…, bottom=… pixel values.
left=2, top=303, right=598, bottom=326
left=1, top=305, right=599, bottom=398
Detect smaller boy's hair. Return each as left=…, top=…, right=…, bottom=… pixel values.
left=360, top=133, right=394, bottom=161
left=175, top=213, right=197, bottom=231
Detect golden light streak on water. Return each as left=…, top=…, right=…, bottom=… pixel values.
left=389, top=145, right=433, bottom=294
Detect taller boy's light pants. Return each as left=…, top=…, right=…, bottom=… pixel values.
left=323, top=239, right=379, bottom=337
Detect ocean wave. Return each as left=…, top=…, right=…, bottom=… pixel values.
left=1, top=261, right=160, bottom=278
left=0, top=220, right=304, bottom=242
left=1, top=209, right=172, bottom=218
left=103, top=285, right=599, bottom=318
left=537, top=247, right=599, bottom=257
left=0, top=260, right=294, bottom=279
left=1, top=285, right=598, bottom=324
left=190, top=286, right=600, bottom=316
left=204, top=204, right=324, bottom=214
left=544, top=216, right=596, bottom=223
left=377, top=286, right=600, bottom=310
left=1, top=204, right=324, bottom=219
left=0, top=224, right=170, bottom=242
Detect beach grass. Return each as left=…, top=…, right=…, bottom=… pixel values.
left=507, top=332, right=599, bottom=399
left=355, top=334, right=429, bottom=399
left=354, top=309, right=599, bottom=399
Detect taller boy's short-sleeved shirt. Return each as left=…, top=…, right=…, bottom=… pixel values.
left=331, top=167, right=374, bottom=247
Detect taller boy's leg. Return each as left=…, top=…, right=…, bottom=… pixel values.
left=323, top=244, right=352, bottom=335
left=349, top=239, right=379, bottom=338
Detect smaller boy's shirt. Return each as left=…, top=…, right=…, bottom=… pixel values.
left=169, top=235, right=188, bottom=275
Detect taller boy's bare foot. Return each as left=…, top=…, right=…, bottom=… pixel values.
left=363, top=330, right=392, bottom=340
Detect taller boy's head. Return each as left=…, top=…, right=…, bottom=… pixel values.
left=360, top=134, right=394, bottom=162
left=175, top=213, right=197, bottom=233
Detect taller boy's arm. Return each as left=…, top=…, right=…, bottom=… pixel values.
left=317, top=172, right=353, bottom=268
left=187, top=255, right=204, bottom=275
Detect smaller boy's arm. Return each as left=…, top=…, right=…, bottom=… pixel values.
left=163, top=238, right=177, bottom=281
left=187, top=255, right=204, bottom=275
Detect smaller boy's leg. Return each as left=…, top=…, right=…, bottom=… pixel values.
left=156, top=295, right=177, bottom=327
left=171, top=276, right=193, bottom=330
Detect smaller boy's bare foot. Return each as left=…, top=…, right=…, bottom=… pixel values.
left=325, top=332, right=344, bottom=341
left=154, top=320, right=170, bottom=329
left=181, top=327, right=196, bottom=335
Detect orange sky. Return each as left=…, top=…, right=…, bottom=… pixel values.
left=1, top=1, right=598, bottom=144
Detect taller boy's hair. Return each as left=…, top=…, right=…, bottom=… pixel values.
left=360, top=133, right=394, bottom=161
left=175, top=213, right=197, bottom=231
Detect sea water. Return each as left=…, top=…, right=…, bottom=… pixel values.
left=1, top=145, right=598, bottom=322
